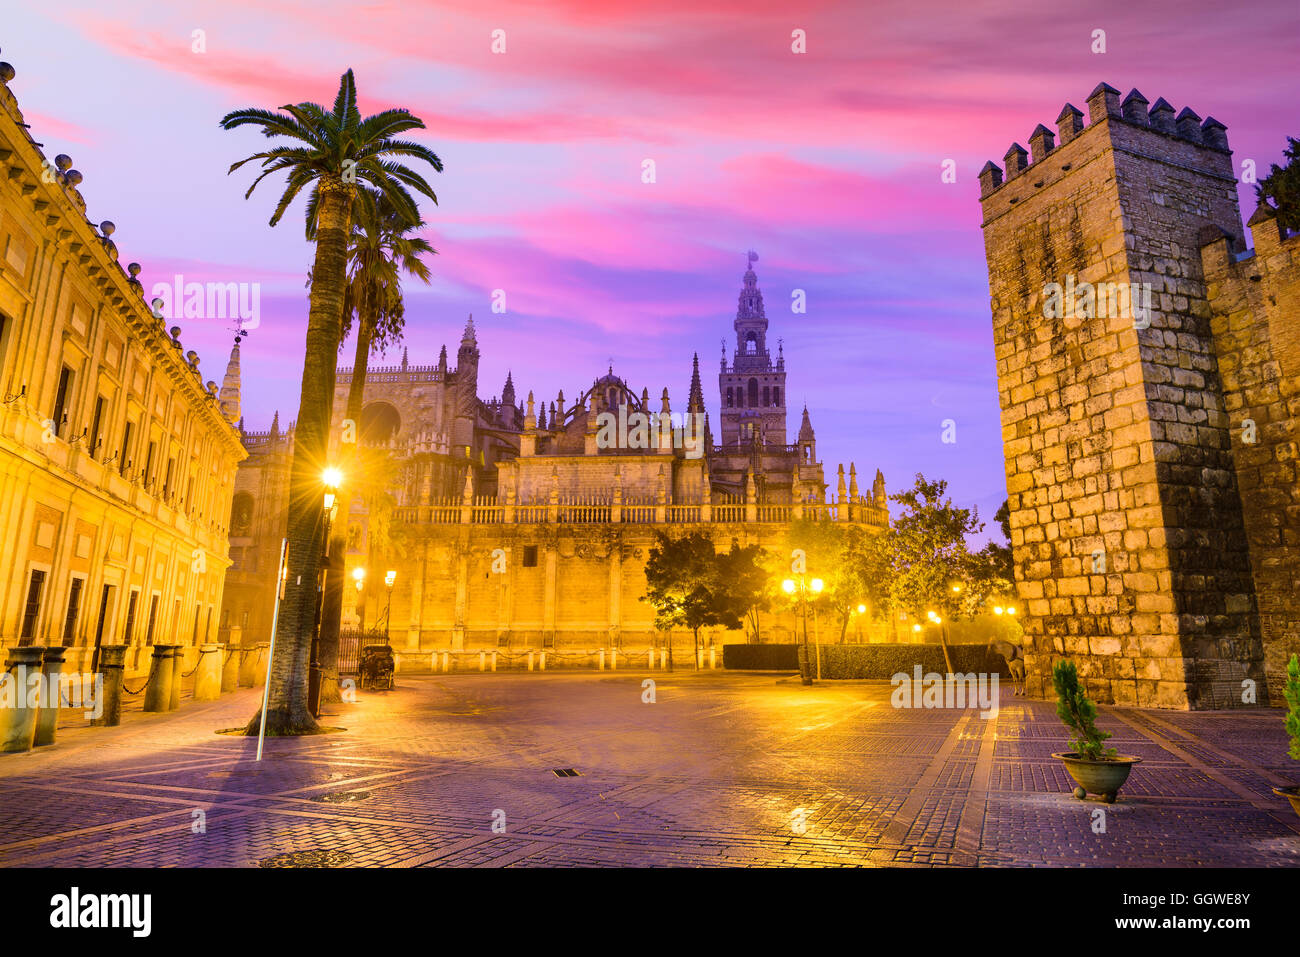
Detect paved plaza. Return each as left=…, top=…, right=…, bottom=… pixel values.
left=1, top=672, right=1298, bottom=867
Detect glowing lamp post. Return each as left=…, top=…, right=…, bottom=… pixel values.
left=309, top=468, right=342, bottom=717
left=383, top=569, right=396, bottom=643
left=783, top=575, right=824, bottom=685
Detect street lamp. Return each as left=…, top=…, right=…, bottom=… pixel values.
left=309, top=468, right=342, bottom=717
left=383, top=569, right=396, bottom=643
left=782, top=574, right=823, bottom=685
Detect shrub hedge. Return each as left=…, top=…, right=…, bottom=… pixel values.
left=724, top=642, right=1010, bottom=678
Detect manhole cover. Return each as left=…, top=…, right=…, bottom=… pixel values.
left=552, top=768, right=582, bottom=778
left=309, top=791, right=371, bottom=803
left=258, top=849, right=353, bottom=868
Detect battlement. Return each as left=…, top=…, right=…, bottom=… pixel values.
left=979, top=83, right=1233, bottom=216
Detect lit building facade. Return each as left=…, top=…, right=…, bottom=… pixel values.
left=0, top=61, right=246, bottom=675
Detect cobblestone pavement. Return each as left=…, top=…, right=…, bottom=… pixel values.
left=2, top=672, right=1298, bottom=867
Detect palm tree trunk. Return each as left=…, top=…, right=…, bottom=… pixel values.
left=246, top=178, right=354, bottom=735
left=317, top=313, right=375, bottom=704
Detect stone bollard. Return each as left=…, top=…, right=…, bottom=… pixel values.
left=251, top=645, right=269, bottom=688
left=1, top=646, right=46, bottom=752
left=539, top=651, right=546, bottom=671
left=709, top=647, right=716, bottom=670
left=34, top=646, right=67, bottom=746
left=527, top=650, right=534, bottom=672
left=93, top=645, right=127, bottom=727
left=479, top=651, right=486, bottom=672
left=169, top=645, right=185, bottom=710
left=660, top=649, right=667, bottom=669
left=611, top=648, right=617, bottom=671
left=143, top=645, right=175, bottom=712
left=237, top=646, right=257, bottom=688
left=221, top=645, right=239, bottom=693
left=598, top=648, right=605, bottom=670
left=491, top=651, right=498, bottom=673
left=441, top=652, right=449, bottom=673
left=193, top=643, right=222, bottom=701
left=648, top=649, right=655, bottom=669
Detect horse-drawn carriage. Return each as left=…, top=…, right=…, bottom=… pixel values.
left=359, top=644, right=395, bottom=691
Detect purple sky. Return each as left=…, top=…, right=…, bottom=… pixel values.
left=6, top=0, right=1297, bottom=540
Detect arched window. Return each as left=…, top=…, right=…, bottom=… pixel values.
left=773, top=387, right=780, bottom=407
left=762, top=386, right=770, bottom=406
left=726, top=387, right=733, bottom=408
left=747, top=378, right=758, bottom=407
left=229, top=492, right=254, bottom=537
left=745, top=332, right=757, bottom=354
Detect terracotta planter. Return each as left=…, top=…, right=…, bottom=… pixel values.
left=1053, top=751, right=1142, bottom=803
left=1273, top=785, right=1300, bottom=819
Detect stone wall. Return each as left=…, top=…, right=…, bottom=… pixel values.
left=1201, top=208, right=1300, bottom=702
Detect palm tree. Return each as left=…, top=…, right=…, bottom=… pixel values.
left=319, top=192, right=435, bottom=700
left=221, top=69, right=442, bottom=734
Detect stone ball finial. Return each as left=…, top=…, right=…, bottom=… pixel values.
left=55, top=154, right=72, bottom=172
left=99, top=221, right=115, bottom=237
left=186, top=350, right=199, bottom=368
left=64, top=170, right=82, bottom=186
left=0, top=63, right=14, bottom=84
left=169, top=325, right=182, bottom=341
left=206, top=381, right=217, bottom=395
left=127, top=262, right=141, bottom=278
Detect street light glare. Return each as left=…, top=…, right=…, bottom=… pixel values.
left=321, top=466, right=343, bottom=489
left=1007, top=606, right=1017, bottom=615
left=782, top=579, right=796, bottom=594
left=352, top=567, right=366, bottom=582
left=810, top=578, right=824, bottom=593
left=993, top=606, right=1004, bottom=615
left=385, top=569, right=397, bottom=587
left=857, top=604, right=866, bottom=614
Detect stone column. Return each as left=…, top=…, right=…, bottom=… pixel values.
left=93, top=645, right=127, bottom=727
left=542, top=543, right=557, bottom=647
left=33, top=646, right=67, bottom=746
left=1, top=646, right=45, bottom=752
left=143, top=645, right=174, bottom=712
left=221, top=644, right=240, bottom=692
left=168, top=645, right=185, bottom=710
left=193, top=643, right=222, bottom=701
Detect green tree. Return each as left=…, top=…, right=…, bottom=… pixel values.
left=716, top=542, right=772, bottom=642
left=319, top=190, right=436, bottom=699
left=1256, top=136, right=1300, bottom=233
left=221, top=69, right=442, bottom=734
left=887, top=474, right=986, bottom=671
left=642, top=532, right=742, bottom=668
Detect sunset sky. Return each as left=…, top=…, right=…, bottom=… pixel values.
left=5, top=0, right=1296, bottom=539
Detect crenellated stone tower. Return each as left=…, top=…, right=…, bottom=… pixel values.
left=978, top=82, right=1269, bottom=709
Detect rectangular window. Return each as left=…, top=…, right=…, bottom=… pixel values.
left=119, top=421, right=134, bottom=475
left=523, top=545, right=538, bottom=568
left=51, top=366, right=72, bottom=438
left=62, top=577, right=84, bottom=645
left=123, top=590, right=139, bottom=644
left=20, top=569, right=46, bottom=644
left=144, top=594, right=159, bottom=645
left=192, top=604, right=201, bottom=644
left=90, top=395, right=105, bottom=456
left=164, top=457, right=174, bottom=497
left=144, top=440, right=156, bottom=486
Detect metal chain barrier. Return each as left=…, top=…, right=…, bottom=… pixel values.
left=181, top=646, right=215, bottom=679
left=122, top=670, right=156, bottom=697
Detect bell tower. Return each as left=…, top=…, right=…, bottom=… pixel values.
left=719, top=251, right=787, bottom=447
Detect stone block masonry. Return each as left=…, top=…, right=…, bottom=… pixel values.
left=979, top=82, right=1289, bottom=709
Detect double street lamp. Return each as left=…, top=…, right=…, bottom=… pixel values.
left=782, top=574, right=824, bottom=685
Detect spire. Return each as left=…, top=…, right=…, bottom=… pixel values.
left=798, top=404, right=815, bottom=442
left=737, top=249, right=766, bottom=322
left=218, top=338, right=242, bottom=424
left=461, top=314, right=476, bottom=345
left=269, top=409, right=280, bottom=438
left=849, top=463, right=859, bottom=500
left=687, top=352, right=705, bottom=414
left=401, top=347, right=409, bottom=372
left=537, top=400, right=547, bottom=431
left=438, top=344, right=448, bottom=372
left=502, top=371, right=516, bottom=408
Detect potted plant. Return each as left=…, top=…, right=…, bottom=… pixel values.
left=1050, top=659, right=1142, bottom=804
left=1273, top=653, right=1300, bottom=818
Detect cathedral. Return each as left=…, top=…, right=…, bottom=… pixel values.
left=220, top=255, right=889, bottom=660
